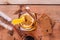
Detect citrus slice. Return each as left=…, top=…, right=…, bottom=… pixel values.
left=20, top=12, right=34, bottom=29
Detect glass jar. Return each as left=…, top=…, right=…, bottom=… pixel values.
left=19, top=6, right=37, bottom=31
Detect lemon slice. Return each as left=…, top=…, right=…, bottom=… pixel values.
left=20, top=13, right=34, bottom=29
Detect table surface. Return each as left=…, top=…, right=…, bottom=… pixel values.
left=0, top=5, right=60, bottom=40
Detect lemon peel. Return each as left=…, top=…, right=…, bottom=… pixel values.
left=11, top=17, right=25, bottom=25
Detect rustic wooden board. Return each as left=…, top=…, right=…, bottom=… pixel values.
left=0, top=5, right=60, bottom=40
